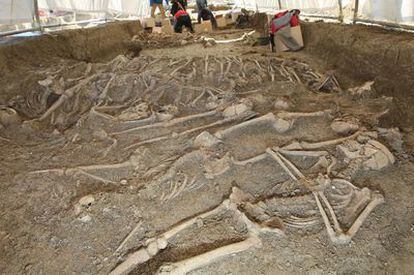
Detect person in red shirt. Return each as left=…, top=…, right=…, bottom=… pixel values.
left=269, top=9, right=301, bottom=52
left=173, top=8, right=194, bottom=33
left=171, top=0, right=187, bottom=16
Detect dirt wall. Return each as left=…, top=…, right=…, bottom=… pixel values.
left=0, top=20, right=142, bottom=63
left=0, top=20, right=142, bottom=73
left=301, top=22, right=414, bottom=128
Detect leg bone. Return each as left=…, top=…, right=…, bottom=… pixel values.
left=282, top=130, right=362, bottom=150
left=157, top=236, right=261, bottom=275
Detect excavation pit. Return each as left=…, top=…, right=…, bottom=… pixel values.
left=1, top=20, right=414, bottom=274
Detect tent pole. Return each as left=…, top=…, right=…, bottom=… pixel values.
left=338, top=0, right=343, bottom=22
left=33, top=0, right=43, bottom=32
left=278, top=0, right=282, bottom=10
left=353, top=0, right=359, bottom=24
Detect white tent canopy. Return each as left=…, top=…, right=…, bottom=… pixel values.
left=0, top=0, right=34, bottom=24
left=38, top=0, right=150, bottom=15
left=359, top=0, right=414, bottom=23
left=0, top=0, right=413, bottom=31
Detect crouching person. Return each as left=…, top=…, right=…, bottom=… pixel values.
left=174, top=9, right=194, bottom=33
left=196, top=0, right=218, bottom=29
left=269, top=9, right=302, bottom=52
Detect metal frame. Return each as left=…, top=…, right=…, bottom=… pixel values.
left=352, top=0, right=414, bottom=31
left=353, top=0, right=359, bottom=24
left=261, top=2, right=343, bottom=22
left=300, top=13, right=340, bottom=21
left=277, top=0, right=282, bottom=10
left=0, top=27, right=39, bottom=37
left=354, top=18, right=414, bottom=31
left=40, top=18, right=108, bottom=29
left=33, top=0, right=42, bottom=31
left=0, top=18, right=108, bottom=38
left=338, top=0, right=343, bottom=22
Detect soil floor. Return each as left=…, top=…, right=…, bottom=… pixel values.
left=0, top=25, right=413, bottom=275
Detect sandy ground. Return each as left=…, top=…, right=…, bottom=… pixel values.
left=0, top=26, right=414, bottom=275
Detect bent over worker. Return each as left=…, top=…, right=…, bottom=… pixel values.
left=171, top=0, right=188, bottom=16
left=174, top=9, right=194, bottom=33
left=269, top=9, right=302, bottom=52
left=196, top=0, right=218, bottom=29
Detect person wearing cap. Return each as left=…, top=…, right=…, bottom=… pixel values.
left=171, top=0, right=188, bottom=16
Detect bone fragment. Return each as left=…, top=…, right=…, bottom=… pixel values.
left=284, top=216, right=319, bottom=228
left=254, top=60, right=262, bottom=70
left=313, top=192, right=337, bottom=241
left=204, top=55, right=209, bottom=76
left=191, top=89, right=206, bottom=106
left=170, top=58, right=192, bottom=76
left=26, top=160, right=133, bottom=182
left=38, top=75, right=96, bottom=121
left=274, top=150, right=305, bottom=179
left=345, top=188, right=371, bottom=221
left=215, top=113, right=288, bottom=139
left=318, top=191, right=343, bottom=233
left=110, top=202, right=228, bottom=275
left=317, top=75, right=331, bottom=91
left=266, top=149, right=298, bottom=181
left=158, top=236, right=261, bottom=275
left=239, top=89, right=261, bottom=95
left=112, top=110, right=218, bottom=136
left=115, top=221, right=143, bottom=253
left=345, top=193, right=384, bottom=240
left=231, top=153, right=268, bottom=166
left=327, top=157, right=337, bottom=175
left=98, top=74, right=116, bottom=104
left=201, top=30, right=255, bottom=44
left=282, top=131, right=361, bottom=150
left=287, top=67, right=302, bottom=84
left=280, top=65, right=294, bottom=82
left=276, top=109, right=332, bottom=119
left=331, top=120, right=359, bottom=135
left=367, top=140, right=395, bottom=165
left=277, top=149, right=329, bottom=158
left=110, top=248, right=150, bottom=275
left=224, top=61, right=232, bottom=77
left=124, top=116, right=238, bottom=151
